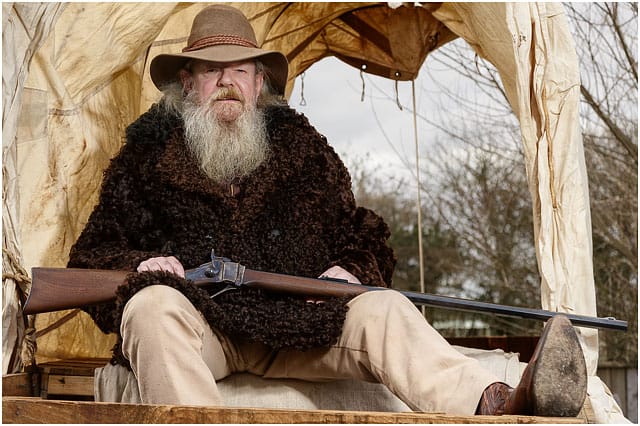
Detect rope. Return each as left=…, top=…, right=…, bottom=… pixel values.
left=2, top=272, right=30, bottom=283
left=35, top=309, right=82, bottom=339
left=22, top=317, right=37, bottom=370
left=2, top=248, right=31, bottom=290
left=2, top=247, right=36, bottom=368
left=411, top=80, right=426, bottom=316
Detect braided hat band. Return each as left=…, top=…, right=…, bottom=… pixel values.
left=183, top=34, right=258, bottom=52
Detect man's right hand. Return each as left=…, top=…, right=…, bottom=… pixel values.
left=137, top=256, right=185, bottom=278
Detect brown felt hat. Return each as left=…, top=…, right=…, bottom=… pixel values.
left=150, top=4, right=288, bottom=95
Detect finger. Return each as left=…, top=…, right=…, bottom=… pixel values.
left=136, top=260, right=154, bottom=272
left=167, top=256, right=185, bottom=278
left=138, top=259, right=163, bottom=272
left=154, top=257, right=184, bottom=277
left=319, top=266, right=361, bottom=284
left=137, top=257, right=185, bottom=278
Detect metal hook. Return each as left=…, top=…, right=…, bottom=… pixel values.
left=299, top=72, right=307, bottom=106
left=360, top=64, right=367, bottom=102
left=209, top=284, right=237, bottom=300
left=395, top=79, right=403, bottom=111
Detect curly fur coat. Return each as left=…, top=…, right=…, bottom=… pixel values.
left=67, top=102, right=396, bottom=366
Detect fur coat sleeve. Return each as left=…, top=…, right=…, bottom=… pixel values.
left=67, top=103, right=396, bottom=360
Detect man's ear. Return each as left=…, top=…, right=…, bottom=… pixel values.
left=254, top=71, right=264, bottom=98
left=179, top=69, right=193, bottom=93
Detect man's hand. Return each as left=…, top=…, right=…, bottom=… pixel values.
left=307, top=266, right=361, bottom=305
left=319, top=265, right=361, bottom=284
left=137, top=256, right=185, bottom=278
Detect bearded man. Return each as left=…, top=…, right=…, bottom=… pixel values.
left=68, top=4, right=588, bottom=417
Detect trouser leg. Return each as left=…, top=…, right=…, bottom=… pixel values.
left=258, top=290, right=499, bottom=415
left=120, top=285, right=235, bottom=405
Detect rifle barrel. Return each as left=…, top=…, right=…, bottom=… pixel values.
left=238, top=268, right=627, bottom=331
left=363, top=286, right=628, bottom=331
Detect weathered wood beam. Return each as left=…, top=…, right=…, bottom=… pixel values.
left=2, top=397, right=585, bottom=424
left=46, top=375, right=94, bottom=396
left=2, top=374, right=35, bottom=397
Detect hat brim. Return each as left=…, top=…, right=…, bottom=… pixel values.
left=150, top=45, right=289, bottom=95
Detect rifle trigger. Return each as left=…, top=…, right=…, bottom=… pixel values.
left=209, top=284, right=237, bottom=300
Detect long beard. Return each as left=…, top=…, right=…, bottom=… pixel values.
left=182, top=90, right=269, bottom=183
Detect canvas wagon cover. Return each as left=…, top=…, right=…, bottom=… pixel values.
left=4, top=1, right=619, bottom=420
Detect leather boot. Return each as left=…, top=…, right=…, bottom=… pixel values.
left=476, top=314, right=587, bottom=416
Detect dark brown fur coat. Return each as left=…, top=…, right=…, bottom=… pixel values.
left=67, top=102, right=396, bottom=366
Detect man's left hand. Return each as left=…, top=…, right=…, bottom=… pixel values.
left=319, top=265, right=361, bottom=284
left=306, top=266, right=360, bottom=305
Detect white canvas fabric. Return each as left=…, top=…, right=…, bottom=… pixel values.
left=94, top=346, right=519, bottom=411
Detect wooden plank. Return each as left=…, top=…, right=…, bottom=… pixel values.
left=34, top=358, right=106, bottom=399
left=598, top=367, right=611, bottom=387
left=576, top=395, right=596, bottom=424
left=46, top=375, right=94, bottom=396
left=609, top=368, right=627, bottom=414
left=39, top=373, right=49, bottom=399
left=2, top=397, right=585, bottom=424
left=39, top=358, right=108, bottom=376
left=626, top=368, right=638, bottom=423
left=598, top=366, right=637, bottom=421
left=2, top=374, right=35, bottom=397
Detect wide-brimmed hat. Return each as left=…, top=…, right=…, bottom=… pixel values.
left=150, top=4, right=288, bottom=95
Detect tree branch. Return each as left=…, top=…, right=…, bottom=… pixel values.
left=580, top=84, right=638, bottom=161
left=605, top=3, right=638, bottom=82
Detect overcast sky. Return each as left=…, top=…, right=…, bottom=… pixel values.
left=285, top=42, right=492, bottom=196
left=287, top=56, right=433, bottom=187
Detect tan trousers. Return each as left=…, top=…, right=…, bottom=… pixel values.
left=121, top=285, right=499, bottom=414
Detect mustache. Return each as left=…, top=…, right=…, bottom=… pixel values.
left=210, top=87, right=244, bottom=103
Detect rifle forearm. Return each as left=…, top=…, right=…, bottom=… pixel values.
left=242, top=269, right=368, bottom=298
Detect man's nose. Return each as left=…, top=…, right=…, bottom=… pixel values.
left=217, top=68, right=233, bottom=86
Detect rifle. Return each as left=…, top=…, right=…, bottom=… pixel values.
left=24, top=252, right=627, bottom=331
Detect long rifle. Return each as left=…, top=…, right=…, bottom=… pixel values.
left=25, top=253, right=627, bottom=331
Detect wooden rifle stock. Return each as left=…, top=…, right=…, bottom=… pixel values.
left=24, top=267, right=369, bottom=316
left=25, top=268, right=130, bottom=315
left=25, top=255, right=628, bottom=331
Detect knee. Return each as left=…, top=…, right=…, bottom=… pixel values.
left=121, top=285, right=193, bottom=331
left=347, top=290, right=417, bottom=322
left=119, top=285, right=215, bottom=368
left=351, top=289, right=414, bottom=308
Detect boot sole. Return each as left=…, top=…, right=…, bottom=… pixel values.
left=530, top=314, right=588, bottom=417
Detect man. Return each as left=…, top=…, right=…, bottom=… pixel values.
left=68, top=4, right=587, bottom=416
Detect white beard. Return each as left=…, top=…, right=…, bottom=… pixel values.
left=181, top=90, right=269, bottom=183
